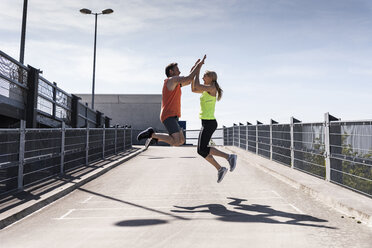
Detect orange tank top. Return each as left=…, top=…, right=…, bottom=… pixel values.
left=160, top=79, right=181, bottom=122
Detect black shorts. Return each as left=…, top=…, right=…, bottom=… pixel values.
left=197, top=119, right=217, bottom=158
left=163, top=116, right=182, bottom=135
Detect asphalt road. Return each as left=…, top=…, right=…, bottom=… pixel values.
left=1, top=146, right=371, bottom=248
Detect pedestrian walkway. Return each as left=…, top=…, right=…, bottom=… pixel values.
left=224, top=146, right=372, bottom=227
left=0, top=146, right=371, bottom=248
left=0, top=147, right=142, bottom=229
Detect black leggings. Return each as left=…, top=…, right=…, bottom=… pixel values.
left=197, top=119, right=217, bottom=158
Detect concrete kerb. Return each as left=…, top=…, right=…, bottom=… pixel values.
left=222, top=146, right=372, bottom=228
left=0, top=147, right=146, bottom=230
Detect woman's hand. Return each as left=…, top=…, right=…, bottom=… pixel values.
left=190, top=59, right=201, bottom=72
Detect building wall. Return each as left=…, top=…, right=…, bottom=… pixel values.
left=75, top=94, right=165, bottom=144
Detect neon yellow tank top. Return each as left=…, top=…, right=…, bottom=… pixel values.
left=199, top=91, right=216, bottom=120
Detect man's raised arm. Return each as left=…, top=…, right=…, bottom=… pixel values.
left=166, top=58, right=204, bottom=91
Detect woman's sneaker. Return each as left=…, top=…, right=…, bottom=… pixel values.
left=228, top=154, right=237, bottom=172
left=137, top=127, right=154, bottom=141
left=217, top=167, right=228, bottom=183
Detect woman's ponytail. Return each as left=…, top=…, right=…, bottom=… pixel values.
left=205, top=70, right=223, bottom=101
left=214, top=81, right=223, bottom=101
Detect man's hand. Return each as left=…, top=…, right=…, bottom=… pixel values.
left=190, top=59, right=201, bottom=72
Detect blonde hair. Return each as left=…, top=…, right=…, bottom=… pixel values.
left=205, top=70, right=223, bottom=101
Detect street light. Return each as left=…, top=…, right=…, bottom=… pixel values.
left=80, top=8, right=114, bottom=109
left=19, top=0, right=28, bottom=64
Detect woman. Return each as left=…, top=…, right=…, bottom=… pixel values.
left=192, top=56, right=237, bottom=183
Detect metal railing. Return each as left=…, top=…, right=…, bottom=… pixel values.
left=185, top=128, right=224, bottom=146
left=131, top=128, right=224, bottom=146
left=37, top=75, right=72, bottom=125
left=0, top=120, right=132, bottom=195
left=0, top=50, right=110, bottom=128
left=0, top=50, right=28, bottom=112
left=223, top=113, right=372, bottom=198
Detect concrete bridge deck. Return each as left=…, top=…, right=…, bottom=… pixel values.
left=0, top=146, right=371, bottom=248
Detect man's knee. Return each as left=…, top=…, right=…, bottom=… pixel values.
left=170, top=134, right=181, bottom=146
left=174, top=137, right=184, bottom=146
left=178, top=136, right=185, bottom=146
left=170, top=131, right=184, bottom=146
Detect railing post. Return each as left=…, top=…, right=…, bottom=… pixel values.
left=130, top=128, right=132, bottom=148
left=18, top=120, right=26, bottom=191
left=290, top=117, right=301, bottom=169
left=102, top=124, right=106, bottom=158
left=270, top=119, right=278, bottom=161
left=96, top=111, right=103, bottom=128
left=256, top=121, right=262, bottom=155
left=246, top=123, right=249, bottom=151
left=86, top=125, right=89, bottom=165
left=71, top=94, right=81, bottom=128
left=60, top=122, right=65, bottom=175
left=324, top=113, right=331, bottom=181
left=226, top=127, right=229, bottom=146
left=290, top=117, right=295, bottom=169
left=246, top=122, right=253, bottom=151
left=232, top=123, right=236, bottom=146
left=123, top=126, right=126, bottom=151
left=228, top=127, right=230, bottom=146
left=270, top=120, right=273, bottom=160
left=85, top=103, right=89, bottom=127
left=25, top=66, right=40, bottom=128
left=114, top=125, right=117, bottom=154
left=324, top=113, right=339, bottom=182
left=52, top=82, right=57, bottom=118
left=256, top=123, right=258, bottom=155
left=239, top=123, right=244, bottom=149
left=222, top=126, right=225, bottom=146
left=238, top=123, right=241, bottom=148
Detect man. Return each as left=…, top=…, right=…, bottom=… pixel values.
left=137, top=59, right=202, bottom=147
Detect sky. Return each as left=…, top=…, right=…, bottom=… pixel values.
left=1, top=0, right=372, bottom=129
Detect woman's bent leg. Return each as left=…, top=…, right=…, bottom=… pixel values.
left=209, top=147, right=229, bottom=160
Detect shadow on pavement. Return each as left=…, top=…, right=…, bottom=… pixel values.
left=139, top=155, right=197, bottom=160
left=0, top=149, right=140, bottom=214
left=77, top=188, right=190, bottom=222
left=171, top=197, right=337, bottom=229
left=115, top=219, right=168, bottom=227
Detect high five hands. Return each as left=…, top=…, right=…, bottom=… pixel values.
left=190, top=55, right=207, bottom=73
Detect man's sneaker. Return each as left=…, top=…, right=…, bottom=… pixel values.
left=137, top=127, right=154, bottom=141
left=228, top=154, right=237, bottom=172
left=144, top=137, right=158, bottom=150
left=144, top=138, right=152, bottom=150
left=217, top=167, right=228, bottom=183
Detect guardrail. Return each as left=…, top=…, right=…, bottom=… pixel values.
left=223, top=113, right=372, bottom=198
left=185, top=128, right=223, bottom=146
left=131, top=128, right=223, bottom=146
left=0, top=121, right=132, bottom=195
left=0, top=50, right=110, bottom=128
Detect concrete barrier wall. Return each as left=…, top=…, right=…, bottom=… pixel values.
left=76, top=94, right=164, bottom=144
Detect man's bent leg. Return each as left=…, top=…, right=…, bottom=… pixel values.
left=152, top=133, right=177, bottom=146
left=174, top=129, right=185, bottom=146
left=151, top=130, right=184, bottom=146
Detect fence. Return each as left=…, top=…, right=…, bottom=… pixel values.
left=223, top=113, right=372, bottom=198
left=130, top=128, right=224, bottom=146
left=0, top=121, right=132, bottom=195
left=185, top=128, right=224, bottom=146
left=0, top=50, right=110, bottom=128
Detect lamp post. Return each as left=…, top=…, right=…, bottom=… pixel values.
left=19, top=0, right=28, bottom=64
left=80, top=8, right=113, bottom=109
